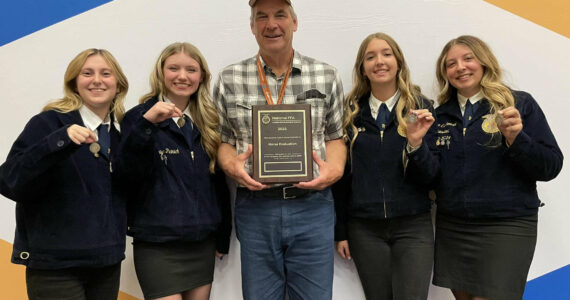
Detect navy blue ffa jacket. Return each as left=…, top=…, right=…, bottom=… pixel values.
left=420, top=90, right=563, bottom=218
left=332, top=94, right=436, bottom=241
left=119, top=97, right=231, bottom=253
left=0, top=110, right=126, bottom=269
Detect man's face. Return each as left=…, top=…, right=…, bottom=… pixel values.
left=251, top=0, right=298, bottom=57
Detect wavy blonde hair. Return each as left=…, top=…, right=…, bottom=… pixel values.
left=344, top=32, right=424, bottom=159
left=140, top=42, right=220, bottom=173
left=43, top=49, right=128, bottom=122
left=436, top=35, right=514, bottom=116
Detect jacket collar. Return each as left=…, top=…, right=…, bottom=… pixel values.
left=57, top=109, right=84, bottom=126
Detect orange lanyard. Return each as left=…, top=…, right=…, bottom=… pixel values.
left=256, top=53, right=293, bottom=105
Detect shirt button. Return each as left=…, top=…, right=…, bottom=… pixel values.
left=145, top=128, right=152, bottom=135
left=56, top=140, right=65, bottom=147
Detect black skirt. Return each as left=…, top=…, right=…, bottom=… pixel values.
left=433, top=213, right=537, bottom=300
left=133, top=237, right=216, bottom=300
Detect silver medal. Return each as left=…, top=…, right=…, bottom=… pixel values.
left=406, top=112, right=418, bottom=123
left=495, top=114, right=503, bottom=126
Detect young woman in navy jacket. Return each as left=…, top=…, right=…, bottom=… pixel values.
left=425, top=35, right=563, bottom=300
left=120, top=42, right=230, bottom=300
left=332, top=32, right=435, bottom=300
left=0, top=49, right=129, bottom=300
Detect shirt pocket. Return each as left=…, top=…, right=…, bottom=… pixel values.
left=298, top=90, right=327, bottom=134
left=231, top=98, right=254, bottom=139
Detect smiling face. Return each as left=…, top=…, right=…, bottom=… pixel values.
left=76, top=54, right=118, bottom=115
left=251, top=0, right=297, bottom=58
left=362, top=38, right=398, bottom=89
left=163, top=52, right=202, bottom=104
left=445, top=44, right=484, bottom=98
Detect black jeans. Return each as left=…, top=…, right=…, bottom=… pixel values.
left=26, top=263, right=121, bottom=300
left=348, top=213, right=434, bottom=300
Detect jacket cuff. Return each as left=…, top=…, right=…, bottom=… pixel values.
left=505, top=131, right=530, bottom=159
left=335, top=222, right=348, bottom=241
left=214, top=227, right=231, bottom=254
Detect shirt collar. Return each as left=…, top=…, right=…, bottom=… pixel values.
left=162, top=95, right=191, bottom=127
left=79, top=105, right=118, bottom=132
left=368, top=89, right=401, bottom=119
left=457, top=90, right=484, bottom=108
left=258, top=50, right=301, bottom=76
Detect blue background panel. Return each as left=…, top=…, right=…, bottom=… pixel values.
left=0, top=0, right=113, bottom=46
left=524, top=264, right=570, bottom=300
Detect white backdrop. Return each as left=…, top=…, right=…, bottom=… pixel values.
left=0, top=1, right=568, bottom=299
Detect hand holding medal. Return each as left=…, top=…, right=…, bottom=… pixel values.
left=405, top=109, right=435, bottom=146
left=67, top=124, right=101, bottom=157
left=143, top=101, right=183, bottom=124
left=497, top=107, right=522, bottom=145
left=67, top=124, right=98, bottom=145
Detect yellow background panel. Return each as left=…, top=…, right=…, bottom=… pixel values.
left=0, top=239, right=26, bottom=299
left=1, top=239, right=140, bottom=300
left=484, top=0, right=570, bottom=38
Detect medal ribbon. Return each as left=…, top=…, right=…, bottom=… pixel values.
left=256, top=52, right=293, bottom=105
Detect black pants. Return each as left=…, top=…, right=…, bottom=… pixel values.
left=348, top=213, right=434, bottom=300
left=26, top=263, right=121, bottom=300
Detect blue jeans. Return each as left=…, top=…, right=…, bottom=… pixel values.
left=235, top=188, right=334, bottom=300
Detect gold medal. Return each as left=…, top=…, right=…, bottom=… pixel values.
left=89, top=143, right=101, bottom=157
left=177, top=117, right=186, bottom=127
left=481, top=114, right=499, bottom=133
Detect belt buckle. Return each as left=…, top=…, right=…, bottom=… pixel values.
left=282, top=186, right=296, bottom=199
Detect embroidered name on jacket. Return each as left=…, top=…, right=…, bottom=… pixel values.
left=436, top=122, right=456, bottom=149
left=158, top=148, right=180, bottom=165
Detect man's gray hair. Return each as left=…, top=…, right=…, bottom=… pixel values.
left=250, top=3, right=297, bottom=23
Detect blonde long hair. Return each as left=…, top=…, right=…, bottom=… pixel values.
left=43, top=49, right=128, bottom=122
left=436, top=35, right=514, bottom=116
left=344, top=32, right=423, bottom=158
left=141, top=42, right=220, bottom=173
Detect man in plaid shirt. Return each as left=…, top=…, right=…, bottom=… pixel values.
left=213, top=0, right=346, bottom=299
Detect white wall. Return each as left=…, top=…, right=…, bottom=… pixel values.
left=1, top=0, right=568, bottom=299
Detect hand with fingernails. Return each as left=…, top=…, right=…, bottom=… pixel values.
left=67, top=124, right=98, bottom=145
left=143, top=102, right=183, bottom=124
left=406, top=109, right=434, bottom=149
